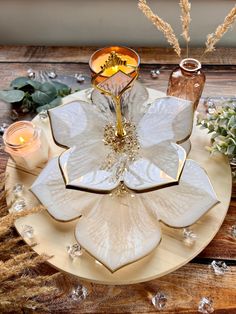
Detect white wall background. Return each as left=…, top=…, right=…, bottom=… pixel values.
left=0, top=0, right=235, bottom=47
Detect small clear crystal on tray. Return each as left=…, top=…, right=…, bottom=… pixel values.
left=231, top=225, right=236, bottom=239
left=38, top=109, right=48, bottom=121
left=67, top=243, right=84, bottom=260
left=151, top=292, right=167, bottom=310
left=27, top=68, right=35, bottom=79
left=21, top=225, right=34, bottom=240
left=70, top=284, right=88, bottom=302
left=75, top=73, right=85, bottom=83
left=210, top=260, right=228, bottom=276
left=198, top=297, right=214, bottom=314
left=47, top=71, right=57, bottom=79
left=183, top=228, right=197, bottom=246
left=13, top=199, right=26, bottom=212
left=13, top=183, right=24, bottom=198
left=150, top=69, right=160, bottom=79
left=0, top=123, right=9, bottom=135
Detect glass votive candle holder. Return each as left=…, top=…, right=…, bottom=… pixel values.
left=3, top=121, right=49, bottom=170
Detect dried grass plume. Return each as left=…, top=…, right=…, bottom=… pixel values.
left=179, top=0, right=191, bottom=43
left=138, top=0, right=181, bottom=57
left=205, top=6, right=236, bottom=53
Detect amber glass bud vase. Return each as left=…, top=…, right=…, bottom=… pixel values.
left=167, top=58, right=205, bottom=110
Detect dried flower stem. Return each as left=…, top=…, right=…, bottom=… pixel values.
left=204, top=6, right=236, bottom=54
left=179, top=0, right=191, bottom=57
left=138, top=0, right=181, bottom=57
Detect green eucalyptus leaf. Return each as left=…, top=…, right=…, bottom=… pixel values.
left=0, top=90, right=25, bottom=103
left=27, top=80, right=42, bottom=90
left=51, top=81, right=71, bottom=97
left=36, top=97, right=62, bottom=113
left=10, top=77, right=29, bottom=89
left=32, top=82, right=57, bottom=105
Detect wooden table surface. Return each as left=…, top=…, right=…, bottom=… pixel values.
left=0, top=46, right=236, bottom=313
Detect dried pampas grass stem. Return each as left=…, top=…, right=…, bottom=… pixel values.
left=179, top=0, right=191, bottom=57
left=205, top=6, right=236, bottom=53
left=138, top=0, right=181, bottom=57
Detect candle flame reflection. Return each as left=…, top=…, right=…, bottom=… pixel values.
left=19, top=136, right=25, bottom=144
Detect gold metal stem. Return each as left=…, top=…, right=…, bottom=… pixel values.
left=113, top=95, right=125, bottom=137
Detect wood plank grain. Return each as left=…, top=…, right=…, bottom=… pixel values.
left=0, top=63, right=235, bottom=98
left=0, top=46, right=236, bottom=65
left=63, top=263, right=236, bottom=313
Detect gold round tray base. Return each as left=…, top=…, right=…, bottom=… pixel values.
left=5, top=89, right=232, bottom=285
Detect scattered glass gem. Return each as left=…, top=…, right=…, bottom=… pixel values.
left=198, top=297, right=214, bottom=314
left=75, top=73, right=85, bottom=83
left=67, top=243, right=83, bottom=259
left=10, top=109, right=19, bottom=121
left=183, top=228, right=197, bottom=246
left=150, top=69, right=160, bottom=79
left=210, top=260, right=228, bottom=276
left=231, top=225, right=236, bottom=239
left=13, top=198, right=26, bottom=212
left=70, top=284, right=88, bottom=302
left=207, top=99, right=216, bottom=114
left=21, top=225, right=34, bottom=239
left=13, top=183, right=24, bottom=198
left=0, top=123, right=9, bottom=135
left=151, top=292, right=167, bottom=310
left=38, top=109, right=48, bottom=120
left=27, top=68, right=35, bottom=79
left=47, top=71, right=57, bottom=79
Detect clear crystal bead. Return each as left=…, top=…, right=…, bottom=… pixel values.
left=13, top=199, right=26, bottom=212
left=151, top=292, right=167, bottom=310
left=210, top=260, right=228, bottom=276
left=70, top=284, right=88, bottom=302
left=13, top=183, right=24, bottom=198
left=21, top=225, right=34, bottom=239
left=183, top=228, right=197, bottom=246
left=38, top=109, right=48, bottom=120
left=0, top=123, right=9, bottom=135
left=150, top=69, right=160, bottom=79
left=231, top=225, right=236, bottom=239
left=27, top=68, right=35, bottom=79
left=47, top=71, right=57, bottom=79
left=75, top=73, right=85, bottom=83
left=67, top=243, right=83, bottom=259
left=198, top=297, right=214, bottom=314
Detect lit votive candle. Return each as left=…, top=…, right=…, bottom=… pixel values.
left=89, top=46, right=140, bottom=79
left=3, top=121, right=49, bottom=169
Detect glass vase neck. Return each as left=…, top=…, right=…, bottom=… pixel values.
left=179, top=58, right=202, bottom=73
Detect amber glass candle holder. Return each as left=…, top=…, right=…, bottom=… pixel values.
left=167, top=58, right=205, bottom=110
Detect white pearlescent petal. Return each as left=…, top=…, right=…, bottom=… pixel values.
left=75, top=194, right=161, bottom=272
left=142, top=160, right=218, bottom=228
left=59, top=145, right=121, bottom=193
left=31, top=158, right=101, bottom=221
left=138, top=97, right=193, bottom=148
left=49, top=100, right=106, bottom=148
left=141, top=142, right=186, bottom=180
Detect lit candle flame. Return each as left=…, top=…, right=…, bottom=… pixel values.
left=19, top=136, right=25, bottom=144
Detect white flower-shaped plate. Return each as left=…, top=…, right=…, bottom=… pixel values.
left=5, top=88, right=232, bottom=284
